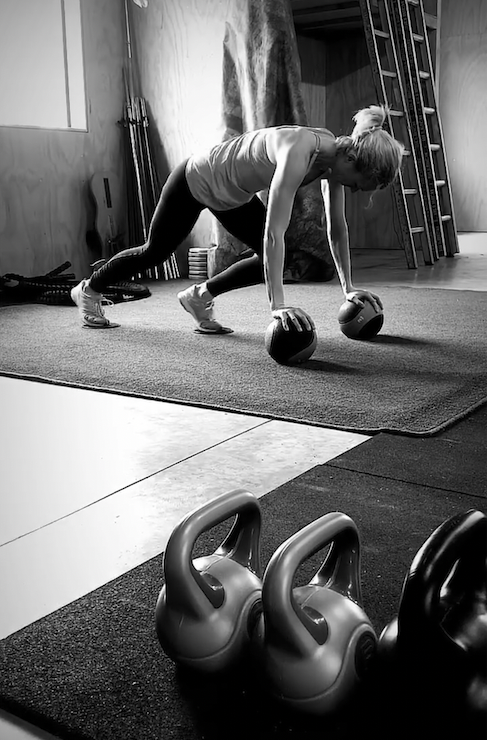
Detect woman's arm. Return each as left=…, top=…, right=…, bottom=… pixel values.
left=322, top=179, right=383, bottom=311
left=321, top=179, right=353, bottom=293
left=264, top=131, right=315, bottom=330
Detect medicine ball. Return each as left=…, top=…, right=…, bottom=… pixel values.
left=338, top=299, right=384, bottom=340
left=265, top=318, right=317, bottom=365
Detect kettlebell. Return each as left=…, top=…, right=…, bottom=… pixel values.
left=251, top=512, right=377, bottom=715
left=378, top=509, right=487, bottom=725
left=155, top=489, right=262, bottom=673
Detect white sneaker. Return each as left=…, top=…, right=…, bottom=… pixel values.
left=70, top=280, right=119, bottom=328
left=177, top=284, right=232, bottom=333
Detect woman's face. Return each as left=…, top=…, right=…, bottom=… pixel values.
left=335, top=156, right=378, bottom=192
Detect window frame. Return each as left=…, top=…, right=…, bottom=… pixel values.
left=0, top=0, right=89, bottom=133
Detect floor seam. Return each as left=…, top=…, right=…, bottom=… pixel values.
left=0, top=421, right=275, bottom=548
left=325, top=461, right=486, bottom=501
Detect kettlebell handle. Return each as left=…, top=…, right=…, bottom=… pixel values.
left=262, top=512, right=362, bottom=656
left=399, top=509, right=487, bottom=637
left=163, top=489, right=262, bottom=617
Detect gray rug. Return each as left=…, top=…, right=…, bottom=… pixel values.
left=1, top=281, right=486, bottom=435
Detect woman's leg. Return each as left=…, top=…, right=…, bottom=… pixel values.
left=71, top=160, right=204, bottom=327
left=90, top=160, right=202, bottom=292
left=207, top=196, right=266, bottom=296
left=177, top=196, right=267, bottom=332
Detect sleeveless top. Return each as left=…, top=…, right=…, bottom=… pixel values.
left=185, top=127, right=324, bottom=211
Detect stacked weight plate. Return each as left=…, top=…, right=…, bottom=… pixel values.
left=188, top=247, right=209, bottom=281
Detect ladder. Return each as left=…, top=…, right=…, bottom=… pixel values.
left=393, top=0, right=459, bottom=258
left=359, top=0, right=459, bottom=264
left=359, top=0, right=433, bottom=267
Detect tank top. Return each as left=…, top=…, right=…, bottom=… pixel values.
left=185, top=127, right=322, bottom=211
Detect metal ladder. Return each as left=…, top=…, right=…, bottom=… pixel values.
left=359, top=0, right=434, bottom=267
left=393, top=0, right=459, bottom=258
left=359, top=0, right=459, bottom=264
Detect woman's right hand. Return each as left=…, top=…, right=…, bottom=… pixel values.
left=272, top=307, right=315, bottom=332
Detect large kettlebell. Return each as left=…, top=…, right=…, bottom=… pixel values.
left=155, top=489, right=262, bottom=673
left=379, top=509, right=487, bottom=725
left=251, top=512, right=377, bottom=715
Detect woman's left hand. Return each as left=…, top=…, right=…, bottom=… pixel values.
left=345, top=289, right=383, bottom=313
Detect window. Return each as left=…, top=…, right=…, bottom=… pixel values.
left=0, top=0, right=87, bottom=130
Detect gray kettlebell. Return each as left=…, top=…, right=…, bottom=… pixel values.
left=155, top=489, right=262, bottom=673
left=251, top=512, right=377, bottom=715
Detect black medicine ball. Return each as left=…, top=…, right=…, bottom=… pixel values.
left=338, top=299, right=384, bottom=340
left=265, top=318, right=317, bottom=365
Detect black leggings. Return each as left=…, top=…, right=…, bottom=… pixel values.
left=89, top=159, right=266, bottom=296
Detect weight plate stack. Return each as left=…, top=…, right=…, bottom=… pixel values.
left=188, top=247, right=208, bottom=280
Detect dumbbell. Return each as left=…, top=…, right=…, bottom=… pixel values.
left=156, top=492, right=376, bottom=716
left=378, top=509, right=487, bottom=729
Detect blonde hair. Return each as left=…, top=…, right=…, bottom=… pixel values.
left=336, top=105, right=405, bottom=188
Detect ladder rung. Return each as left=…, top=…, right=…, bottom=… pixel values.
left=382, top=70, right=397, bottom=78
left=430, top=144, right=440, bottom=152
left=413, top=33, right=424, bottom=43
left=441, top=214, right=452, bottom=222
left=404, top=189, right=417, bottom=196
left=410, top=227, right=425, bottom=234
left=419, top=71, right=430, bottom=80
left=436, top=180, right=446, bottom=188
left=389, top=109, right=404, bottom=117
left=424, top=107, right=435, bottom=115
left=408, top=0, right=420, bottom=5
left=374, top=29, right=390, bottom=39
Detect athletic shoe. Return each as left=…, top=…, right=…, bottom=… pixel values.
left=70, top=280, right=119, bottom=328
left=178, top=284, right=228, bottom=333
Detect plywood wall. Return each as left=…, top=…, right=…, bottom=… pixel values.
left=324, top=32, right=401, bottom=250
left=0, top=0, right=127, bottom=278
left=296, top=35, right=327, bottom=128
left=129, top=0, right=234, bottom=261
left=439, top=0, right=487, bottom=231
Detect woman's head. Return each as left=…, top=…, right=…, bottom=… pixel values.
left=336, top=105, right=405, bottom=190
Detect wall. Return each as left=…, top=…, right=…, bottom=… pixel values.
left=129, top=0, right=234, bottom=261
left=0, top=0, right=127, bottom=278
left=323, top=32, right=401, bottom=250
left=296, top=35, right=327, bottom=128
left=439, top=0, right=487, bottom=231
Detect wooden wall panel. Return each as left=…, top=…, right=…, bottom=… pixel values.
left=130, top=0, right=234, bottom=260
left=439, top=0, right=487, bottom=231
left=0, top=0, right=127, bottom=278
left=324, top=33, right=401, bottom=250
left=296, top=35, right=327, bottom=127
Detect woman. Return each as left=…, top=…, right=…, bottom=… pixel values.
left=71, top=104, right=404, bottom=332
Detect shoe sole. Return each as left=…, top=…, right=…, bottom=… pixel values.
left=82, top=322, right=120, bottom=329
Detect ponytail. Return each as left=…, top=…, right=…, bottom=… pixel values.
left=351, top=104, right=388, bottom=143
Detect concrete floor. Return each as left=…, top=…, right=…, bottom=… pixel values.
left=0, top=233, right=486, bottom=740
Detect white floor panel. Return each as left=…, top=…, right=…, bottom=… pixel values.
left=0, top=376, right=267, bottom=544
left=0, top=418, right=367, bottom=640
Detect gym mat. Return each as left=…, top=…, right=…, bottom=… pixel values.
left=0, top=465, right=485, bottom=740
left=328, top=404, right=487, bottom=498
left=1, top=282, right=486, bottom=436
